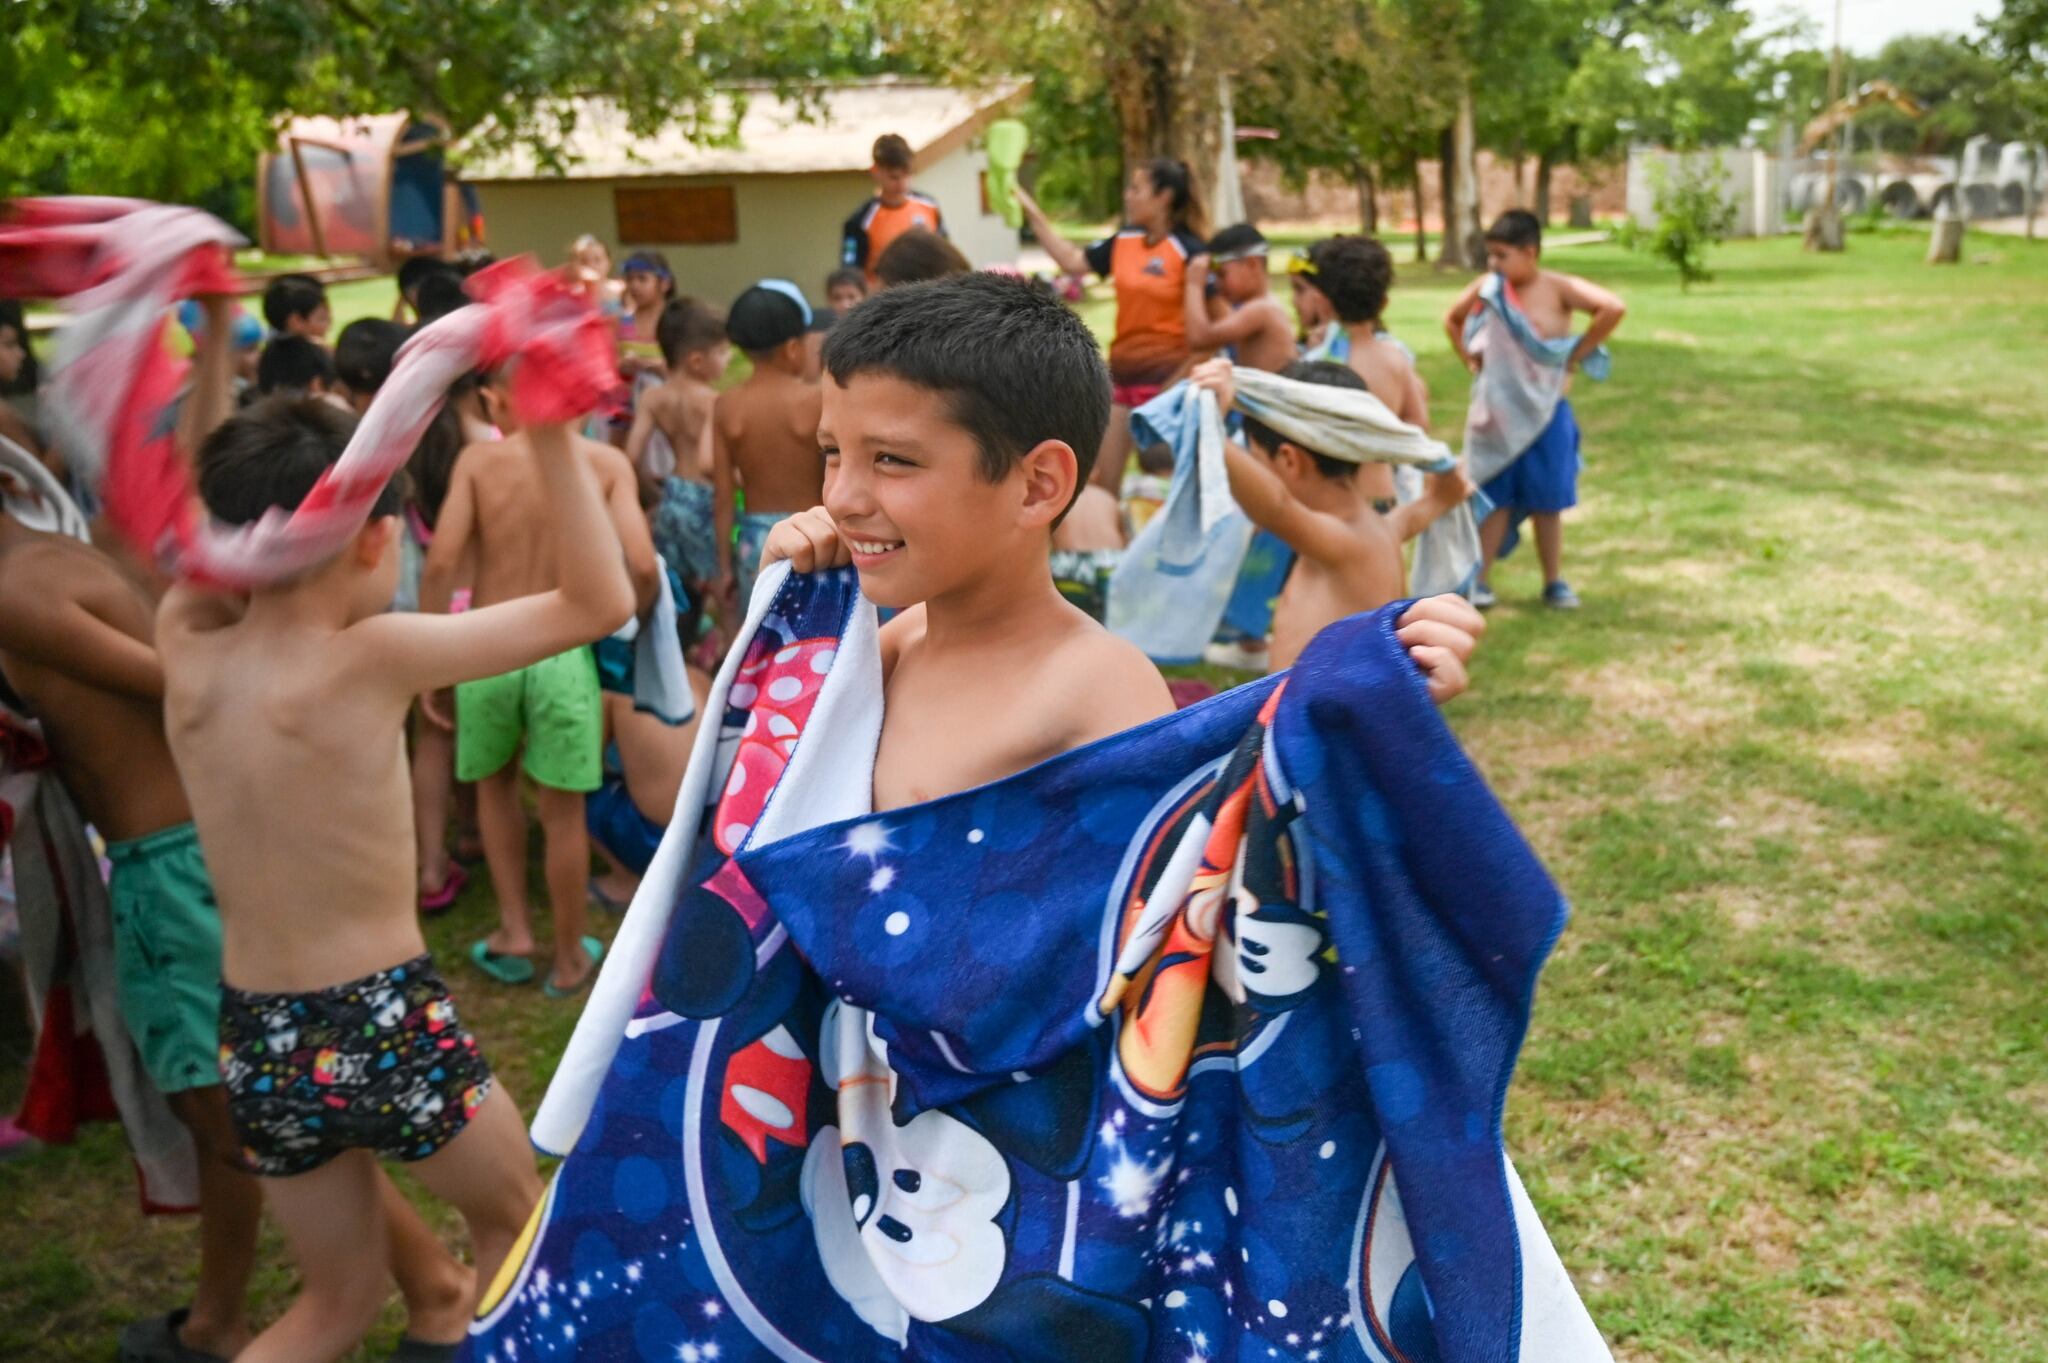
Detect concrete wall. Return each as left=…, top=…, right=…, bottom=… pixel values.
left=472, top=145, right=1017, bottom=310
left=910, top=144, right=1019, bottom=271
left=1626, top=148, right=1783, bottom=239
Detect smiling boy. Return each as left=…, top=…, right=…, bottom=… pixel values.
left=763, top=275, right=1483, bottom=810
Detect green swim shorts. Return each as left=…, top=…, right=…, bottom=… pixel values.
left=107, top=822, right=226, bottom=1095
left=454, top=646, right=602, bottom=792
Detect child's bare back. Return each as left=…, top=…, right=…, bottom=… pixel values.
left=1265, top=509, right=1405, bottom=671
left=632, top=379, right=716, bottom=484
left=715, top=371, right=825, bottom=515
left=430, top=429, right=656, bottom=612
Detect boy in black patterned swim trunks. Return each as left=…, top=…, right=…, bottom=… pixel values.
left=158, top=387, right=636, bottom=1362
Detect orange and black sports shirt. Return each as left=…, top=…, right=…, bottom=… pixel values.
left=841, top=192, right=947, bottom=289
left=1083, top=226, right=1208, bottom=386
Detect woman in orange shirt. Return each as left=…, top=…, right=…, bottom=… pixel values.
left=1018, top=159, right=1211, bottom=492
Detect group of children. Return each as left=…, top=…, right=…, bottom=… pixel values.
left=0, top=139, right=1624, bottom=1363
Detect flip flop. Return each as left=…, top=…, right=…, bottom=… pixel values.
left=543, top=936, right=606, bottom=999
left=388, top=1337, right=461, bottom=1363
left=468, top=939, right=535, bottom=986
left=587, top=878, right=632, bottom=914
left=117, top=1308, right=229, bottom=1363
left=419, top=864, right=469, bottom=916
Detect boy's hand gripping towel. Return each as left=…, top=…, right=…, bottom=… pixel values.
left=469, top=565, right=1611, bottom=1363
left=0, top=198, right=617, bottom=587
left=1459, top=273, right=1610, bottom=493
left=1109, top=369, right=1482, bottom=662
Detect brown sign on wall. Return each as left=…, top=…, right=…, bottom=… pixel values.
left=614, top=185, right=738, bottom=245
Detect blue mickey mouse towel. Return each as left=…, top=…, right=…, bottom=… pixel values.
left=467, top=562, right=1610, bottom=1363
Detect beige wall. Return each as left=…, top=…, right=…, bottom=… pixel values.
left=472, top=145, right=1020, bottom=310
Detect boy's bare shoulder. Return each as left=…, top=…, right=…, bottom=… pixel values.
left=1045, top=610, right=1174, bottom=744
left=572, top=432, right=633, bottom=473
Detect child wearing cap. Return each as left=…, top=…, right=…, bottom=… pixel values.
left=712, top=281, right=824, bottom=610
left=1184, top=224, right=1295, bottom=373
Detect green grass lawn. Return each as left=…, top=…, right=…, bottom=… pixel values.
left=5, top=231, right=2048, bottom=1361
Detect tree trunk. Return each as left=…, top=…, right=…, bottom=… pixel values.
left=1511, top=138, right=1526, bottom=206
left=1411, top=154, right=1428, bottom=262
left=1436, top=126, right=1455, bottom=263
left=1352, top=160, right=1377, bottom=234
left=1535, top=148, right=1556, bottom=225
left=1439, top=83, right=1483, bottom=269
left=1106, top=30, right=1224, bottom=235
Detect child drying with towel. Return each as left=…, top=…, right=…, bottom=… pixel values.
left=421, top=365, right=659, bottom=997
left=713, top=281, right=824, bottom=612
left=763, top=274, right=1483, bottom=809
left=1189, top=357, right=1476, bottom=671
left=156, top=386, right=636, bottom=1361
left=1444, top=210, right=1625, bottom=610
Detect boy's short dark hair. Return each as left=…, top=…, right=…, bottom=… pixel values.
left=872, top=134, right=913, bottom=171
left=1206, top=223, right=1268, bottom=261
left=821, top=273, right=1110, bottom=514
left=256, top=336, right=336, bottom=395
left=726, top=285, right=810, bottom=356
left=397, top=256, right=454, bottom=299
left=825, top=267, right=867, bottom=297
left=333, top=319, right=409, bottom=397
left=415, top=271, right=472, bottom=325
left=197, top=396, right=402, bottom=529
left=261, top=273, right=327, bottom=332
left=1485, top=210, right=1542, bottom=250
left=874, top=229, right=970, bottom=289
left=1304, top=236, right=1393, bottom=325
left=1240, top=359, right=1367, bottom=482
left=656, top=297, right=728, bottom=367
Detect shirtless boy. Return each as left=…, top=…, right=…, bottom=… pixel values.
left=1189, top=357, right=1476, bottom=671
left=0, top=494, right=271, bottom=1363
left=1183, top=224, right=1295, bottom=373
left=0, top=321, right=475, bottom=1363
left=626, top=298, right=730, bottom=597
left=713, top=282, right=824, bottom=610
left=157, top=388, right=635, bottom=1362
left=1444, top=210, right=1625, bottom=609
left=763, top=274, right=1482, bottom=812
left=422, top=368, right=659, bottom=997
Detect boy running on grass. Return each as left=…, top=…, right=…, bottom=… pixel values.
left=421, top=366, right=659, bottom=997
left=1444, top=210, right=1625, bottom=610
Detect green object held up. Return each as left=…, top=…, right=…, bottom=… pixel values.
left=984, top=119, right=1029, bottom=230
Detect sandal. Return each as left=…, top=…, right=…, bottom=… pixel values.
left=587, top=877, right=632, bottom=914
left=468, top=939, right=536, bottom=986
left=118, top=1308, right=229, bottom=1363
left=418, top=864, right=469, bottom=916
left=542, top=936, right=606, bottom=999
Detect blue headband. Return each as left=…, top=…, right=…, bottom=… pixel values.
left=623, top=253, right=672, bottom=281
left=755, top=278, right=813, bottom=328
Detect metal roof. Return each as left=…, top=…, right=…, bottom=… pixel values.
left=459, top=78, right=1029, bottom=182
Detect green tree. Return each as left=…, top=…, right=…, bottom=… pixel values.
left=1236, top=0, right=1460, bottom=251
left=0, top=0, right=905, bottom=227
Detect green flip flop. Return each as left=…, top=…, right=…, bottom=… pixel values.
left=468, top=939, right=536, bottom=986
left=543, top=936, right=605, bottom=999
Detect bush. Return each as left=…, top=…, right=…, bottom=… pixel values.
left=1633, top=155, right=1740, bottom=290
